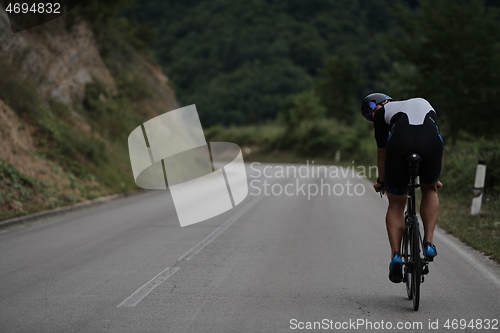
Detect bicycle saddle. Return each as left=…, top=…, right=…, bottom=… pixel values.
left=405, top=154, right=421, bottom=177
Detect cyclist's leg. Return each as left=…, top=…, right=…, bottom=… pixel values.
left=420, top=182, right=439, bottom=244
left=384, top=119, right=412, bottom=256
left=384, top=118, right=412, bottom=255
left=386, top=192, right=406, bottom=255
left=386, top=191, right=406, bottom=283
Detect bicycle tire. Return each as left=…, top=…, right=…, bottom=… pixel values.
left=403, top=225, right=412, bottom=299
left=411, top=223, right=421, bottom=311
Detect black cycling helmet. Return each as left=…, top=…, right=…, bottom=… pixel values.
left=360, top=93, right=393, bottom=122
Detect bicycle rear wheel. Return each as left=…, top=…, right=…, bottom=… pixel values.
left=411, top=224, right=421, bottom=311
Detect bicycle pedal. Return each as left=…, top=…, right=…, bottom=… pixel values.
left=422, top=266, right=429, bottom=275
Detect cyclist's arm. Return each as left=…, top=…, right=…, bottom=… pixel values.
left=373, top=108, right=389, bottom=191
left=377, top=147, right=386, bottom=183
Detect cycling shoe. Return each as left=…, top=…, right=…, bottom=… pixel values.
left=389, top=253, right=403, bottom=283
left=424, top=242, right=437, bottom=261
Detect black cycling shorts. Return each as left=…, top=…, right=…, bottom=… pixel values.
left=384, top=113, right=443, bottom=196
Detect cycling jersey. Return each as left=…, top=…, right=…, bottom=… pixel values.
left=373, top=98, right=443, bottom=195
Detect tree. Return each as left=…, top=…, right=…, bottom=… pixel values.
left=314, top=56, right=360, bottom=124
left=124, top=0, right=399, bottom=126
left=387, top=0, right=500, bottom=144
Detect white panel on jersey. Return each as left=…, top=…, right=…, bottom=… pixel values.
left=384, top=98, right=434, bottom=125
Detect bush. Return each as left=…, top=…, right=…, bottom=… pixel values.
left=204, top=124, right=284, bottom=147
left=280, top=90, right=326, bottom=130
left=0, top=160, right=45, bottom=219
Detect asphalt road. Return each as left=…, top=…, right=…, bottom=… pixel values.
left=1, top=163, right=499, bottom=333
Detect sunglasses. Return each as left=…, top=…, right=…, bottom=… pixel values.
left=369, top=100, right=389, bottom=110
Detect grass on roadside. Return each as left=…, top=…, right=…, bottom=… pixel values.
left=0, top=161, right=81, bottom=220
left=439, top=196, right=500, bottom=263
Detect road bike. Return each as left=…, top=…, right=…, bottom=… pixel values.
left=401, top=153, right=430, bottom=311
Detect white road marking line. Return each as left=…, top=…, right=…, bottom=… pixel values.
left=118, top=195, right=262, bottom=308
left=177, top=195, right=262, bottom=262
left=117, top=267, right=180, bottom=308
left=435, top=227, right=500, bottom=290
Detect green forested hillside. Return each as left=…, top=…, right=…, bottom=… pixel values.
left=125, top=0, right=400, bottom=126
left=124, top=0, right=500, bottom=142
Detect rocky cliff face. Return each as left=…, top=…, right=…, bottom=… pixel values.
left=0, top=8, right=178, bottom=219
left=0, top=9, right=116, bottom=108
left=0, top=8, right=178, bottom=113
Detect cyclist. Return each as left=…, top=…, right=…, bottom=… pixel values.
left=361, top=93, right=443, bottom=283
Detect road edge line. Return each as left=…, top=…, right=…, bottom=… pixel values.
left=0, top=190, right=148, bottom=229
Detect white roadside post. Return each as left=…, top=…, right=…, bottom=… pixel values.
left=335, top=150, right=341, bottom=164
left=471, top=160, right=486, bottom=215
